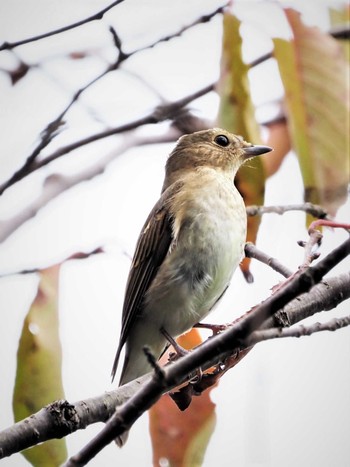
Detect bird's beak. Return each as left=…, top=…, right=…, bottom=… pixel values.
left=243, top=145, right=272, bottom=158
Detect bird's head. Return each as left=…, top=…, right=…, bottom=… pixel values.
left=163, top=128, right=272, bottom=189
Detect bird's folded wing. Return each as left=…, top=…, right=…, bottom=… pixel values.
left=111, top=183, right=181, bottom=380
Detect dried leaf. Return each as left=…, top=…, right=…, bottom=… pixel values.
left=216, top=13, right=267, bottom=279
left=273, top=8, right=350, bottom=217
left=13, top=265, right=67, bottom=466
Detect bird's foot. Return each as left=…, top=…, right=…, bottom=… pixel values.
left=161, top=327, right=188, bottom=358
left=194, top=322, right=230, bottom=335
left=161, top=327, right=202, bottom=383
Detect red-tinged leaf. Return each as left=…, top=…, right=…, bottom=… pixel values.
left=263, top=120, right=291, bottom=177
left=216, top=13, right=267, bottom=279
left=150, top=393, right=216, bottom=467
left=273, top=9, right=350, bottom=217
left=13, top=265, right=67, bottom=466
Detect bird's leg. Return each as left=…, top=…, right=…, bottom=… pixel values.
left=161, top=327, right=188, bottom=357
left=160, top=327, right=202, bottom=382
left=194, top=322, right=230, bottom=335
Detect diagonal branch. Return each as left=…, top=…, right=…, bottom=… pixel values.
left=0, top=128, right=181, bottom=244
left=64, top=236, right=350, bottom=465
left=244, top=242, right=293, bottom=278
left=0, top=3, right=225, bottom=196
left=0, top=265, right=349, bottom=459
left=0, top=87, right=213, bottom=196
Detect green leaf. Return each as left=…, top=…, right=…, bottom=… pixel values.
left=273, top=8, right=350, bottom=216
left=13, top=265, right=67, bottom=466
left=217, top=13, right=266, bottom=279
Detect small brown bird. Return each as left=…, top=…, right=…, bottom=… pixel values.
left=112, top=128, right=271, bottom=388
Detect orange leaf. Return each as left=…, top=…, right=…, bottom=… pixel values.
left=150, top=391, right=216, bottom=467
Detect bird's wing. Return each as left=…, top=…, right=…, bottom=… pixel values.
left=111, top=183, right=179, bottom=381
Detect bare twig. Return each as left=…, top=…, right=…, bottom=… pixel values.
left=0, top=128, right=182, bottom=243
left=0, top=1, right=223, bottom=197
left=0, top=86, right=213, bottom=196
left=248, top=315, right=350, bottom=346
left=244, top=242, right=293, bottom=278
left=0, top=4, right=226, bottom=195
left=0, top=0, right=126, bottom=51
left=0, top=247, right=104, bottom=278
left=246, top=202, right=329, bottom=219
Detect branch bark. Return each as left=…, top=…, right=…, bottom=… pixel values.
left=1, top=239, right=349, bottom=461
left=64, top=236, right=350, bottom=465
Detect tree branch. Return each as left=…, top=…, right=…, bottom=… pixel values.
left=0, top=128, right=182, bottom=243
left=64, top=236, right=350, bottom=464
left=0, top=87, right=213, bottom=196
left=249, top=315, right=350, bottom=346
left=0, top=1, right=126, bottom=51
left=246, top=202, right=329, bottom=219
left=0, top=5, right=225, bottom=196
left=244, top=242, right=293, bottom=278
left=1, top=264, right=349, bottom=459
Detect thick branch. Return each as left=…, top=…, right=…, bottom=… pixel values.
left=0, top=376, right=150, bottom=458
left=64, top=236, right=350, bottom=464
left=273, top=272, right=350, bottom=327
left=1, top=264, right=349, bottom=458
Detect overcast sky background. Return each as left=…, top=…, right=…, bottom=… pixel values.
left=0, top=1, right=349, bottom=466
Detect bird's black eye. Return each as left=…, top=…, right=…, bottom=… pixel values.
left=214, top=135, right=230, bottom=147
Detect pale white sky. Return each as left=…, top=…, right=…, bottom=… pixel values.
left=0, top=1, right=349, bottom=466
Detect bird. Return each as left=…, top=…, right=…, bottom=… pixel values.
left=112, top=128, right=272, bottom=388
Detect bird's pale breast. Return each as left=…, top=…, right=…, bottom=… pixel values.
left=144, top=168, right=247, bottom=336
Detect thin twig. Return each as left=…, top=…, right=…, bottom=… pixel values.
left=0, top=3, right=224, bottom=196
left=0, top=88, right=213, bottom=195
left=248, top=315, right=350, bottom=346
left=0, top=128, right=182, bottom=243
left=244, top=242, right=292, bottom=278
left=246, top=202, right=329, bottom=219
left=0, top=0, right=126, bottom=51
left=0, top=247, right=104, bottom=278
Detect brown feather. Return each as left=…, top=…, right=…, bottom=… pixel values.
left=111, top=182, right=182, bottom=381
